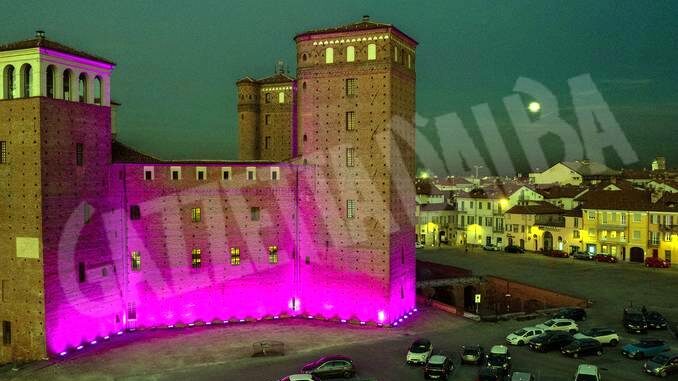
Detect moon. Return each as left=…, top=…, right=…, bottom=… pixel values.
left=528, top=102, right=541, bottom=113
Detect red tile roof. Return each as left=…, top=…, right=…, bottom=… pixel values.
left=578, top=187, right=653, bottom=211
left=506, top=201, right=564, bottom=215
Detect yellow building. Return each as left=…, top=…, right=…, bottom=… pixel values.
left=504, top=201, right=581, bottom=252
left=648, top=194, right=678, bottom=262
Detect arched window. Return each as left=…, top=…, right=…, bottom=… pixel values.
left=93, top=76, right=102, bottom=105
left=62, top=69, right=72, bottom=100
left=346, top=46, right=355, bottom=62
left=265, top=92, right=271, bottom=103
left=393, top=45, right=399, bottom=62
left=46, top=65, right=55, bottom=98
left=78, top=73, right=88, bottom=103
left=367, top=44, right=376, bottom=60
left=3, top=65, right=14, bottom=99
left=20, top=64, right=32, bottom=98
left=278, top=91, right=285, bottom=104
left=325, top=47, right=334, bottom=64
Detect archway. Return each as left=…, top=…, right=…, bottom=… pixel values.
left=543, top=231, right=553, bottom=251
left=464, top=285, right=476, bottom=311
left=629, top=247, right=644, bottom=263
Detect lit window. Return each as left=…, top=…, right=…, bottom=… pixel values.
left=230, top=247, right=241, bottom=265
left=278, top=92, right=285, bottom=103
left=664, top=232, right=671, bottom=242
left=325, top=47, right=334, bottom=64
left=268, top=246, right=278, bottom=264
left=196, top=167, right=207, bottom=181
left=20, top=64, right=31, bottom=98
left=78, top=73, right=88, bottom=103
left=407, top=53, right=412, bottom=68
left=346, top=46, right=355, bottom=62
left=130, top=205, right=141, bottom=220
left=367, top=43, right=376, bottom=60
left=271, top=167, right=280, bottom=180
left=143, top=166, right=154, bottom=180
left=131, top=251, right=141, bottom=271
left=62, top=69, right=71, bottom=100
left=191, top=249, right=201, bottom=269
left=347, top=199, right=356, bottom=219
left=346, top=147, right=355, bottom=167
left=191, top=207, right=201, bottom=222
left=170, top=166, right=181, bottom=180
left=346, top=111, right=355, bottom=131
left=247, top=167, right=256, bottom=180
left=93, top=76, right=102, bottom=105
left=251, top=207, right=260, bottom=221
left=76, top=143, right=84, bottom=166
left=221, top=167, right=231, bottom=180
left=0, top=141, right=6, bottom=164
left=393, top=45, right=399, bottom=62
left=3, top=65, right=15, bottom=99
left=346, top=78, right=357, bottom=96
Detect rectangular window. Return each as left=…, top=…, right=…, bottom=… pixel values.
left=127, top=302, right=137, bottom=320
left=0, top=141, right=6, bottom=164
left=633, top=230, right=641, bottom=240
left=345, top=111, right=355, bottom=131
left=347, top=199, right=356, bottom=219
left=574, top=218, right=579, bottom=228
left=131, top=251, right=141, bottom=271
left=78, top=262, right=86, bottom=283
left=76, top=143, right=84, bottom=166
left=633, top=213, right=641, bottom=222
left=196, top=167, right=207, bottom=181
left=470, top=201, right=474, bottom=209
left=602, top=213, right=608, bottom=224
left=478, top=202, right=482, bottom=210
left=346, top=78, right=357, bottom=96
left=83, top=203, right=91, bottom=224
left=2, top=321, right=10, bottom=346
left=270, top=167, right=279, bottom=180
left=346, top=147, right=355, bottom=167
left=221, top=167, right=231, bottom=181
left=170, top=166, right=181, bottom=180
left=130, top=205, right=141, bottom=220
left=264, top=136, right=271, bottom=149
left=664, top=232, right=671, bottom=242
left=191, top=249, right=201, bottom=269
left=251, top=207, right=260, bottom=221
left=143, top=166, right=154, bottom=180
left=265, top=114, right=270, bottom=125
left=247, top=167, right=256, bottom=180
left=588, top=211, right=596, bottom=220
left=191, top=207, right=201, bottom=222
left=393, top=45, right=399, bottom=62
left=1, top=280, right=6, bottom=302
left=230, top=247, right=241, bottom=265
left=650, top=214, right=658, bottom=224
left=588, top=228, right=595, bottom=236
left=268, top=246, right=278, bottom=264
left=573, top=230, right=580, bottom=238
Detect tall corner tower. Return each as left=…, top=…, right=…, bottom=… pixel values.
left=236, top=77, right=260, bottom=160
left=294, top=16, right=417, bottom=324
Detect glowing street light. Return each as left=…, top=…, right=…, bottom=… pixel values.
left=528, top=101, right=541, bottom=113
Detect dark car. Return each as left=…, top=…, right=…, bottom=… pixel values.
left=554, top=307, right=587, bottom=321
left=645, top=257, right=671, bottom=268
left=595, top=254, right=618, bottom=263
left=561, top=338, right=603, bottom=358
left=643, top=352, right=678, bottom=377
left=573, top=251, right=595, bottom=260
left=528, top=331, right=574, bottom=352
left=623, top=308, right=648, bottom=333
left=301, top=355, right=355, bottom=379
left=424, top=354, right=454, bottom=380
left=547, top=250, right=569, bottom=258
left=645, top=311, right=669, bottom=330
left=504, top=245, right=525, bottom=254
left=460, top=344, right=485, bottom=365
left=485, top=345, right=511, bottom=374
left=478, top=366, right=506, bottom=381
left=622, top=338, right=670, bottom=359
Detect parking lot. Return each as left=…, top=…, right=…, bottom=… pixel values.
left=2, top=246, right=676, bottom=381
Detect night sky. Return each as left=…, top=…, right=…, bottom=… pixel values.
left=3, top=1, right=677, bottom=175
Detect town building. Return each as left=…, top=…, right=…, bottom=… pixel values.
left=0, top=17, right=417, bottom=363
left=529, top=160, right=620, bottom=185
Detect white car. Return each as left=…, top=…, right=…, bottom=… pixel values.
left=277, top=375, right=319, bottom=381
left=574, top=364, right=601, bottom=381
left=536, top=318, right=579, bottom=333
left=407, top=338, right=433, bottom=365
left=574, top=327, right=620, bottom=346
left=505, top=326, right=545, bottom=346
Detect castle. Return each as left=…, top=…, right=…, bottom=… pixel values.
left=0, top=17, right=417, bottom=363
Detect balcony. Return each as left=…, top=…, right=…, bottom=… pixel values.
left=648, top=239, right=660, bottom=247
left=598, top=222, right=627, bottom=230
left=659, top=224, right=678, bottom=232
left=535, top=216, right=565, bottom=227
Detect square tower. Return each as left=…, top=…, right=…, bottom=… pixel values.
left=294, top=17, right=417, bottom=324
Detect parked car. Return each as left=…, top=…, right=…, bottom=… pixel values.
left=407, top=338, right=433, bottom=365
left=424, top=354, right=454, bottom=380
left=622, top=338, right=670, bottom=359
left=645, top=256, right=671, bottom=268
left=504, top=245, right=525, bottom=254
left=505, top=326, right=544, bottom=346
left=574, top=328, right=620, bottom=346
left=483, top=244, right=501, bottom=251
left=595, top=254, right=618, bottom=263
left=573, top=251, right=595, bottom=260
left=528, top=331, right=574, bottom=352
left=554, top=307, right=587, bottom=321
left=478, top=366, right=506, bottom=381
left=536, top=318, right=579, bottom=333
left=301, top=355, right=355, bottom=379
left=574, top=364, right=601, bottom=381
left=278, top=375, right=320, bottom=381
left=416, top=241, right=425, bottom=249
left=509, top=371, right=535, bottom=381
left=460, top=344, right=485, bottom=365
left=546, top=250, right=569, bottom=258
left=645, top=311, right=669, bottom=329
left=643, top=352, right=678, bottom=377
left=561, top=338, right=603, bottom=358
left=623, top=308, right=648, bottom=333
left=485, top=345, right=511, bottom=374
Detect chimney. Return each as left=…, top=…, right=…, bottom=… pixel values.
left=362, top=15, right=370, bottom=21
left=35, top=30, right=45, bottom=39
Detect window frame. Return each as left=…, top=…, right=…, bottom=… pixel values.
left=230, top=247, right=241, bottom=265
left=346, top=147, right=355, bottom=167
left=345, top=78, right=357, bottom=96
left=221, top=167, right=231, bottom=181
left=131, top=251, right=141, bottom=271
left=191, top=207, right=201, bottom=222
left=268, top=246, right=278, bottom=264
left=170, top=166, right=182, bottom=180
left=191, top=249, right=202, bottom=269
left=271, top=166, right=280, bottom=181
left=347, top=199, right=356, bottom=219
left=143, top=166, right=154, bottom=180
left=0, top=141, right=6, bottom=164
left=196, top=166, right=207, bottom=181
left=346, top=111, right=355, bottom=131
left=246, top=166, right=256, bottom=180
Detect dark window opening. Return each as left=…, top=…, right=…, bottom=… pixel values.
left=78, top=262, right=86, bottom=283
left=144, top=170, right=153, bottom=180
left=130, top=205, right=141, bottom=220
left=2, top=321, right=10, bottom=346
left=76, top=143, right=84, bottom=166
left=251, top=207, right=260, bottom=221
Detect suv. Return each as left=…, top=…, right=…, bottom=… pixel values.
left=528, top=331, right=574, bottom=352
left=574, top=364, right=601, bottom=381
left=554, top=307, right=587, bottom=321
left=536, top=318, right=579, bottom=333
left=561, top=338, right=603, bottom=358
left=623, top=308, right=648, bottom=333
left=424, top=354, right=454, bottom=380
left=486, top=345, right=511, bottom=374
left=644, top=352, right=678, bottom=377
left=301, top=355, right=355, bottom=379
left=574, top=328, right=620, bottom=346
